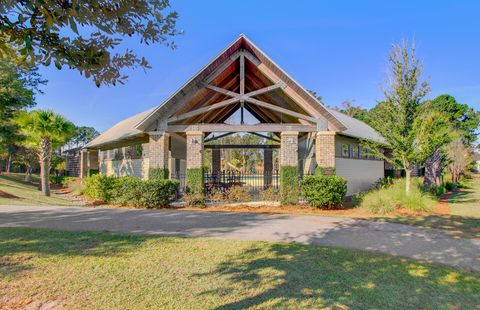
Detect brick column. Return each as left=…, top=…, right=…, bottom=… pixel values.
left=280, top=131, right=298, bottom=167
left=212, top=148, right=221, bottom=182
left=80, top=149, right=88, bottom=178
left=186, top=132, right=204, bottom=169
left=186, top=131, right=204, bottom=194
left=80, top=149, right=99, bottom=178
left=315, top=131, right=336, bottom=169
left=263, top=148, right=273, bottom=188
left=148, top=132, right=170, bottom=179
left=88, top=150, right=99, bottom=171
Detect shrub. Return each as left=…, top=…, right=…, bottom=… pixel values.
left=138, top=179, right=179, bottom=208
left=315, top=166, right=336, bottom=176
left=84, top=174, right=117, bottom=202
left=280, top=166, right=299, bottom=205
left=84, top=175, right=179, bottom=208
left=208, top=187, right=225, bottom=203
left=445, top=181, right=458, bottom=191
left=184, top=192, right=205, bottom=207
left=374, top=176, right=394, bottom=189
left=301, top=175, right=348, bottom=209
left=225, top=186, right=251, bottom=203
left=186, top=168, right=203, bottom=194
left=428, top=184, right=446, bottom=197
left=149, top=168, right=169, bottom=180
left=260, top=187, right=278, bottom=201
left=360, top=178, right=435, bottom=214
left=50, top=175, right=76, bottom=187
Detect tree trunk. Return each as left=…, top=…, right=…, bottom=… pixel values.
left=25, top=165, right=32, bottom=182
left=39, top=137, right=52, bottom=197
left=6, top=149, right=12, bottom=173
left=424, top=150, right=442, bottom=187
left=405, top=168, right=411, bottom=195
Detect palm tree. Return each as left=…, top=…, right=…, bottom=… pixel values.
left=17, top=110, right=75, bottom=196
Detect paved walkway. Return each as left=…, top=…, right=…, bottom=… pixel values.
left=1, top=205, right=479, bottom=271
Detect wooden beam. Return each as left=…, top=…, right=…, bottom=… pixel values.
left=204, top=50, right=242, bottom=83
left=239, top=54, right=245, bottom=96
left=244, top=97, right=318, bottom=124
left=201, top=82, right=239, bottom=98
left=205, top=144, right=279, bottom=149
left=167, top=123, right=317, bottom=132
left=245, top=82, right=285, bottom=97
left=241, top=50, right=261, bottom=66
left=168, top=97, right=239, bottom=122
left=204, top=132, right=235, bottom=143
left=249, top=132, right=280, bottom=142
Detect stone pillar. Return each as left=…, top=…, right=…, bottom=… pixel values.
left=212, top=149, right=221, bottom=174
left=280, top=131, right=298, bottom=167
left=263, top=148, right=273, bottom=188
left=315, top=131, right=336, bottom=170
left=80, top=149, right=88, bottom=178
left=80, top=149, right=99, bottom=178
left=186, top=131, right=204, bottom=194
left=148, top=132, right=170, bottom=179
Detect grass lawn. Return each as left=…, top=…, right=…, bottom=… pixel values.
left=373, top=176, right=480, bottom=239
left=0, top=173, right=74, bottom=206
left=1, top=228, right=479, bottom=309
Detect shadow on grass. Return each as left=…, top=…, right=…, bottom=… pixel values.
left=0, top=227, right=152, bottom=278
left=195, top=242, right=480, bottom=309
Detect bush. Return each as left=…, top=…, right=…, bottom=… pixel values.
left=260, top=187, right=278, bottom=201
left=186, top=168, right=203, bottom=194
left=50, top=175, right=76, bottom=187
left=428, top=184, right=446, bottom=197
left=208, top=187, right=225, bottom=203
left=84, top=174, right=117, bottom=202
left=280, top=166, right=299, bottom=205
left=225, top=186, right=251, bottom=203
left=84, top=175, right=179, bottom=208
left=149, top=168, right=169, bottom=180
left=184, top=192, right=205, bottom=207
left=445, top=181, right=458, bottom=191
left=301, top=175, right=348, bottom=209
left=360, top=178, right=435, bottom=214
left=374, top=176, right=394, bottom=189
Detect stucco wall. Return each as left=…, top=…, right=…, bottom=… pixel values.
left=100, top=158, right=150, bottom=179
left=335, top=158, right=384, bottom=195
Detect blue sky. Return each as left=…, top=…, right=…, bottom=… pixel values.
left=35, top=0, right=480, bottom=132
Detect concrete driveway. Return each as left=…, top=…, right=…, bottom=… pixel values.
left=0, top=205, right=479, bottom=271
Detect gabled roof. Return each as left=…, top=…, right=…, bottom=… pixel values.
left=134, top=34, right=347, bottom=132
left=328, top=109, right=385, bottom=144
left=86, top=107, right=155, bottom=148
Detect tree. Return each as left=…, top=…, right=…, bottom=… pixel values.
left=67, top=126, right=99, bottom=149
left=430, top=95, right=479, bottom=147
left=0, top=1, right=180, bottom=86
left=447, top=133, right=471, bottom=182
left=17, top=110, right=75, bottom=196
left=338, top=99, right=369, bottom=121
left=362, top=41, right=451, bottom=194
left=0, top=58, right=46, bottom=172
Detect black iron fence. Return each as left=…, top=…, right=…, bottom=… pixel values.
left=172, top=170, right=281, bottom=201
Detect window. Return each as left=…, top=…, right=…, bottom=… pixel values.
left=352, top=145, right=359, bottom=158
left=114, top=148, right=124, bottom=160
left=341, top=143, right=350, bottom=157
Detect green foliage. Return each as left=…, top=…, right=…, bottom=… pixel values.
left=446, top=181, right=458, bottom=191
left=361, top=41, right=452, bottom=194
left=374, top=176, right=394, bottom=189
left=88, top=169, right=99, bottom=177
left=428, top=185, right=446, bottom=197
left=66, top=126, right=99, bottom=148
left=225, top=186, right=252, bottom=203
left=430, top=95, right=479, bottom=146
left=84, top=174, right=117, bottom=202
left=301, top=175, right=348, bottom=209
left=49, top=175, right=75, bottom=187
left=149, top=168, right=169, bottom=180
left=84, top=174, right=178, bottom=208
left=280, top=166, right=299, bottom=205
left=186, top=168, right=203, bottom=194
left=0, top=1, right=180, bottom=86
left=360, top=178, right=436, bottom=214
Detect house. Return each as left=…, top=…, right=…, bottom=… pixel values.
left=85, top=34, right=386, bottom=195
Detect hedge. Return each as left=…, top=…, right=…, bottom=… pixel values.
left=149, top=168, right=169, bottom=180
left=84, top=174, right=179, bottom=208
left=186, top=168, right=204, bottom=194
left=301, top=174, right=347, bottom=209
left=280, top=166, right=299, bottom=205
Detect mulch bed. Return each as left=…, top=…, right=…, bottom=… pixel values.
left=0, top=190, right=19, bottom=199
